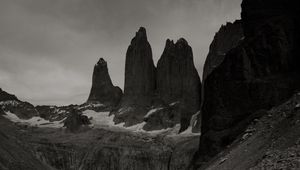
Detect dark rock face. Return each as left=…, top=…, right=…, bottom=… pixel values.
left=0, top=88, right=18, bottom=101
left=203, top=20, right=244, bottom=80
left=0, top=88, right=38, bottom=119
left=198, top=0, right=300, bottom=160
left=113, top=27, right=156, bottom=126
left=64, top=109, right=90, bottom=132
left=193, top=21, right=243, bottom=132
left=87, top=58, right=123, bottom=107
left=146, top=38, right=201, bottom=132
left=157, top=38, right=201, bottom=113
left=123, top=27, right=156, bottom=102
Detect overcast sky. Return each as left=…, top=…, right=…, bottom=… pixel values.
left=0, top=0, right=242, bottom=105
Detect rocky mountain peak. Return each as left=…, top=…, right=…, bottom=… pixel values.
left=156, top=38, right=201, bottom=132
left=0, top=88, right=19, bottom=102
left=96, top=57, right=107, bottom=66
left=123, top=27, right=156, bottom=99
left=87, top=58, right=122, bottom=107
left=175, top=38, right=189, bottom=48
left=131, top=27, right=148, bottom=44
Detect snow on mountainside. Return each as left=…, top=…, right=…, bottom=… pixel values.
left=3, top=111, right=65, bottom=128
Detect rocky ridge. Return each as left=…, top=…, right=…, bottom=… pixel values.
left=113, top=28, right=201, bottom=132
left=198, top=0, right=300, bottom=162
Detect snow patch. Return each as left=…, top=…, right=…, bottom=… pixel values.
left=82, top=110, right=115, bottom=127
left=0, top=100, right=20, bottom=106
left=144, top=107, right=163, bottom=118
left=169, top=101, right=179, bottom=106
left=2, top=111, right=64, bottom=128
left=117, top=107, right=133, bottom=115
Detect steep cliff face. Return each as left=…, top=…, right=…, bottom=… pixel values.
left=113, top=27, right=156, bottom=126
left=123, top=27, right=156, bottom=104
left=87, top=58, right=123, bottom=107
left=0, top=88, right=38, bottom=119
left=157, top=38, right=201, bottom=113
left=198, top=0, right=300, bottom=161
left=202, top=20, right=243, bottom=80
left=193, top=20, right=244, bottom=133
left=148, top=38, right=201, bottom=132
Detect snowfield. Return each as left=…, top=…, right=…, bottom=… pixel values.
left=2, top=111, right=65, bottom=128
left=144, top=107, right=163, bottom=118
left=2, top=109, right=200, bottom=136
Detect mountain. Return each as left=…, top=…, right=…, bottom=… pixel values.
left=113, top=28, right=201, bottom=132
left=112, top=27, right=156, bottom=127
left=87, top=58, right=123, bottom=107
left=197, top=0, right=300, bottom=163
left=0, top=88, right=38, bottom=119
left=147, top=38, right=201, bottom=132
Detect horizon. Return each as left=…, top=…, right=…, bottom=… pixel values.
left=0, top=0, right=242, bottom=105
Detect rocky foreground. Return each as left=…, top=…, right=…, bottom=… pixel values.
left=0, top=113, right=199, bottom=170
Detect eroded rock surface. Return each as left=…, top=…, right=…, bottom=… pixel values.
left=64, top=109, right=90, bottom=132
left=113, top=27, right=156, bottom=126
left=87, top=58, right=122, bottom=107
left=198, top=0, right=300, bottom=161
left=0, top=88, right=38, bottom=119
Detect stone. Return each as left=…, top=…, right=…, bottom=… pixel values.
left=64, top=108, right=90, bottom=132
left=202, top=20, right=243, bottom=80
left=87, top=58, right=122, bottom=107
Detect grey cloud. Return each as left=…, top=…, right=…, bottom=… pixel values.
left=0, top=0, right=242, bottom=105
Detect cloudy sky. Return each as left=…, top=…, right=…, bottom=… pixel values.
left=0, top=0, right=242, bottom=105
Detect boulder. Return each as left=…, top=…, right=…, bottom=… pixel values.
left=64, top=109, right=90, bottom=132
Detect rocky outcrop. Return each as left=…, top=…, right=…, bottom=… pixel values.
left=64, top=109, right=90, bottom=132
left=123, top=27, right=156, bottom=104
left=202, top=20, right=243, bottom=80
left=193, top=21, right=243, bottom=132
left=113, top=27, right=156, bottom=126
left=198, top=0, right=300, bottom=161
left=87, top=58, right=122, bottom=107
left=145, top=38, right=201, bottom=132
left=0, top=88, right=38, bottom=119
left=0, top=88, right=18, bottom=101
left=157, top=38, right=201, bottom=113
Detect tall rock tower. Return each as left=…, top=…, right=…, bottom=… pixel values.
left=87, top=58, right=122, bottom=107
